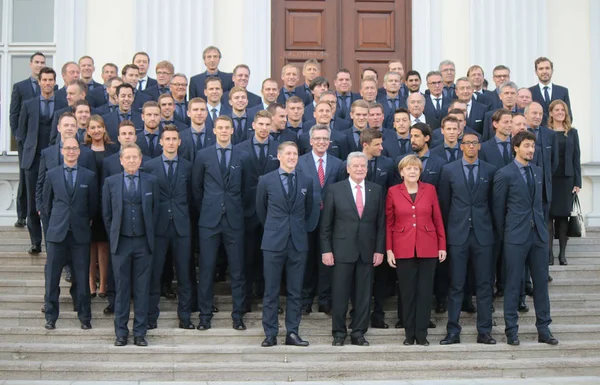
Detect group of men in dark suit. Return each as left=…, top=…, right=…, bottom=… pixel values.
left=9, top=48, right=571, bottom=348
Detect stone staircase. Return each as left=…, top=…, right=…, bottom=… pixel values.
left=1, top=227, right=600, bottom=381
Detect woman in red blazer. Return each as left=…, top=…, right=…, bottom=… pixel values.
left=386, top=154, right=446, bottom=346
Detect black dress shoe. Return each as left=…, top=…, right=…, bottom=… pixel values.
left=435, top=303, right=446, bottom=314
left=98, top=292, right=107, bottom=298
left=403, top=338, right=415, bottom=345
left=14, top=218, right=26, bottom=228
left=428, top=321, right=436, bottom=329
left=318, top=304, right=332, bottom=315
left=28, top=245, right=42, bottom=255
left=214, top=271, right=226, bottom=282
left=461, top=303, right=477, bottom=313
left=147, top=323, right=157, bottom=330
left=161, top=286, right=176, bottom=299
left=197, top=322, right=211, bottom=331
left=494, top=289, right=504, bottom=297
left=518, top=300, right=529, bottom=313
left=440, top=333, right=460, bottom=345
left=477, top=333, right=496, bottom=345
left=525, top=287, right=534, bottom=297
left=41, top=305, right=46, bottom=313
left=90, top=292, right=97, bottom=299
left=179, top=320, right=195, bottom=329
left=395, top=320, right=404, bottom=329
left=332, top=337, right=345, bottom=346
left=416, top=339, right=430, bottom=346
left=134, top=336, right=148, bottom=346
left=45, top=320, right=56, bottom=330
left=212, top=305, right=219, bottom=313
left=114, top=336, right=128, bottom=346
left=72, top=304, right=78, bottom=312
left=103, top=306, right=114, bottom=315
left=285, top=332, right=309, bottom=346
left=261, top=336, right=277, bottom=347
left=507, top=336, right=520, bottom=346
left=301, top=305, right=312, bottom=315
left=233, top=319, right=247, bottom=331
left=80, top=322, right=92, bottom=330
left=351, top=336, right=370, bottom=346
left=538, top=333, right=559, bottom=345
left=370, top=320, right=389, bottom=329
left=548, top=275, right=553, bottom=282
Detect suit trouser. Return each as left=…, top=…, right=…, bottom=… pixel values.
left=45, top=232, right=90, bottom=323
left=262, top=239, right=307, bottom=337
left=523, top=201, right=551, bottom=293
left=149, top=222, right=192, bottom=324
left=503, top=231, right=552, bottom=338
left=434, top=254, right=450, bottom=306
left=197, top=214, right=245, bottom=323
left=16, top=141, right=27, bottom=220
left=493, top=240, right=505, bottom=291
left=396, top=257, right=437, bottom=342
left=112, top=235, right=152, bottom=338
left=332, top=259, right=372, bottom=339
left=302, top=227, right=331, bottom=307
left=23, top=155, right=42, bottom=247
left=447, top=230, right=494, bottom=335
left=371, top=262, right=395, bottom=323
left=244, top=220, right=264, bottom=302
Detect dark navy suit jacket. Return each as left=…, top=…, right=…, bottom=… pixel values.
left=531, top=126, right=559, bottom=204
left=430, top=144, right=463, bottom=164
left=205, top=104, right=233, bottom=131
left=277, top=87, right=311, bottom=106
left=393, top=152, right=446, bottom=189
left=136, top=130, right=163, bottom=158
left=101, top=152, right=150, bottom=181
left=377, top=94, right=408, bottom=130
left=423, top=94, right=451, bottom=132
left=102, top=171, right=160, bottom=254
left=86, top=86, right=108, bottom=108
left=102, top=110, right=144, bottom=142
left=189, top=71, right=234, bottom=98
left=302, top=118, right=351, bottom=133
left=339, top=155, right=394, bottom=192
left=294, top=84, right=313, bottom=106
left=131, top=90, right=153, bottom=112
left=297, top=129, right=348, bottom=161
left=430, top=125, right=479, bottom=149
left=178, top=127, right=216, bottom=163
left=466, top=100, right=488, bottom=135
left=49, top=105, right=99, bottom=145
left=256, top=168, right=313, bottom=252
left=335, top=92, right=362, bottom=121
left=10, top=78, right=38, bottom=136
left=479, top=137, right=512, bottom=170
left=302, top=102, right=315, bottom=123
left=563, top=128, right=582, bottom=187
left=382, top=134, right=413, bottom=160
left=529, top=84, right=572, bottom=125
left=438, top=159, right=497, bottom=246
left=478, top=90, right=502, bottom=110
left=271, top=128, right=300, bottom=145
left=54, top=87, right=68, bottom=106
left=143, top=156, right=193, bottom=237
left=143, top=85, right=170, bottom=101
left=42, top=165, right=97, bottom=244
left=222, top=90, right=262, bottom=108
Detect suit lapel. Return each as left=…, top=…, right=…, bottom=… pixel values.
left=343, top=180, right=360, bottom=218
left=324, top=155, right=335, bottom=185
left=69, top=167, right=82, bottom=203
left=210, top=148, right=225, bottom=188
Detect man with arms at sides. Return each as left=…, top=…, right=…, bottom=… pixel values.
left=144, top=126, right=195, bottom=330
left=121, top=64, right=153, bottom=112
left=482, top=81, right=519, bottom=141
left=438, top=132, right=497, bottom=346
left=467, top=65, right=488, bottom=101
left=383, top=108, right=413, bottom=160
left=192, top=115, right=247, bottom=331
left=321, top=151, right=385, bottom=346
left=455, top=77, right=488, bottom=135
left=285, top=96, right=305, bottom=137
left=439, top=60, right=456, bottom=99
left=298, top=99, right=348, bottom=160
left=94, top=76, right=123, bottom=116
left=87, top=63, right=118, bottom=108
left=103, top=143, right=159, bottom=347
left=102, top=83, right=144, bottom=141
left=297, top=124, right=343, bottom=316
left=333, top=68, right=361, bottom=121
left=17, top=67, right=68, bottom=254
left=516, top=88, right=532, bottom=114
left=269, top=103, right=299, bottom=144
left=133, top=52, right=157, bottom=91
left=344, top=100, right=370, bottom=153
left=10, top=52, right=47, bottom=228
left=49, top=80, right=89, bottom=144
left=430, top=116, right=463, bottom=164
left=295, top=59, right=321, bottom=105
left=302, top=76, right=330, bottom=122
left=189, top=46, right=234, bottom=98
left=236, top=110, right=281, bottom=311
left=405, top=70, right=422, bottom=96
left=78, top=56, right=101, bottom=91
left=136, top=101, right=163, bottom=159
left=144, top=60, right=174, bottom=101
left=302, top=91, right=351, bottom=133
left=492, top=131, right=558, bottom=346
left=222, top=64, right=261, bottom=108
left=170, top=73, right=190, bottom=125
left=42, top=137, right=97, bottom=330
left=228, top=87, right=254, bottom=143
left=55, top=62, right=81, bottom=105
left=479, top=65, right=511, bottom=110
left=278, top=64, right=308, bottom=105
left=256, top=141, right=313, bottom=347
left=423, top=71, right=451, bottom=131
left=377, top=71, right=407, bottom=129
left=157, top=93, right=187, bottom=131
left=529, top=57, right=572, bottom=125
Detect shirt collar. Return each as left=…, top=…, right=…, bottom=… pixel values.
left=41, top=94, right=55, bottom=102
left=216, top=142, right=232, bottom=150
left=144, top=129, right=159, bottom=136
left=462, top=158, right=479, bottom=167
left=494, top=135, right=510, bottom=143
left=513, top=159, right=528, bottom=170
left=209, top=103, right=221, bottom=112
left=124, top=170, right=140, bottom=178
left=252, top=136, right=269, bottom=145
left=278, top=168, right=295, bottom=176
left=349, top=178, right=365, bottom=191
left=539, top=82, right=553, bottom=92
left=63, top=163, right=78, bottom=170
left=162, top=154, right=178, bottom=162
left=444, top=143, right=459, bottom=149
left=396, top=133, right=410, bottom=140
left=311, top=151, right=327, bottom=164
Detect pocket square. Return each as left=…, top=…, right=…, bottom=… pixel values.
left=301, top=188, right=307, bottom=195
left=475, top=119, right=482, bottom=122
left=79, top=184, right=88, bottom=188
left=145, top=192, right=153, bottom=196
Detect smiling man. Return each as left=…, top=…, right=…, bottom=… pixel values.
left=528, top=57, right=572, bottom=125
left=189, top=46, right=234, bottom=98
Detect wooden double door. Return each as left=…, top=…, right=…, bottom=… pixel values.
left=271, top=0, right=412, bottom=91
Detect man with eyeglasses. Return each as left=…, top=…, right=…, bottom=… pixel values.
left=479, top=65, right=511, bottom=110
left=144, top=60, right=175, bottom=101
left=438, top=132, right=497, bottom=346
left=170, top=73, right=191, bottom=125
left=423, top=71, right=450, bottom=130
left=439, top=60, right=457, bottom=99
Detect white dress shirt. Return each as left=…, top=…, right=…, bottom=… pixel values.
left=311, top=151, right=327, bottom=177
left=411, top=114, right=426, bottom=125
left=349, top=178, right=366, bottom=203
left=538, top=82, right=553, bottom=101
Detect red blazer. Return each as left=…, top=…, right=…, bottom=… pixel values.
left=386, top=182, right=446, bottom=259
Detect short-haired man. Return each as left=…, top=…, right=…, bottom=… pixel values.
left=423, top=71, right=450, bottom=130
left=302, top=91, right=351, bottom=133
left=78, top=56, right=101, bottom=91
left=482, top=81, right=519, bottom=141
left=455, top=77, right=489, bottom=135
left=284, top=96, right=305, bottom=136
left=333, top=69, right=361, bottom=120
left=121, top=64, right=153, bottom=112
left=467, top=65, right=487, bottom=100
left=256, top=141, right=314, bottom=347
left=87, top=63, right=119, bottom=108
left=278, top=64, right=307, bottom=104
left=492, top=130, right=557, bottom=346
left=297, top=99, right=348, bottom=160
left=227, top=86, right=253, bottom=143
left=101, top=83, right=144, bottom=141
left=54, top=61, right=81, bottom=105
left=203, top=77, right=230, bottom=130
left=344, top=100, right=370, bottom=153
left=406, top=92, right=426, bottom=126
left=382, top=107, right=413, bottom=159
left=294, top=59, right=321, bottom=105
left=179, top=97, right=214, bottom=161
left=529, top=57, right=572, bottom=125
left=269, top=102, right=300, bottom=143
left=132, top=52, right=157, bottom=91
left=377, top=71, right=408, bottom=128
left=302, top=76, right=330, bottom=122
left=49, top=80, right=88, bottom=145
left=367, top=103, right=390, bottom=133
left=405, top=70, right=422, bottom=95
left=189, top=46, right=234, bottom=98
left=92, top=76, right=123, bottom=114
left=479, top=65, right=511, bottom=109
left=143, top=60, right=175, bottom=100
left=439, top=60, right=456, bottom=99
left=431, top=116, right=463, bottom=163
left=359, top=77, right=378, bottom=103
left=72, top=100, right=92, bottom=144
left=222, top=64, right=262, bottom=108
left=136, top=101, right=163, bottom=158
left=246, top=78, right=279, bottom=121
left=157, top=93, right=187, bottom=131
left=170, top=73, right=190, bottom=125
left=516, top=88, right=532, bottom=113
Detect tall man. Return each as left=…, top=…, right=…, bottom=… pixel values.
left=321, top=151, right=385, bottom=346
left=144, top=126, right=195, bottom=330
left=438, top=132, right=497, bottom=345
left=256, top=141, right=313, bottom=347
left=228, top=87, right=253, bottom=143
left=222, top=64, right=261, bottom=107
left=42, top=137, right=97, bottom=330
left=431, top=116, right=463, bottom=163
left=102, top=143, right=160, bottom=347
left=529, top=57, right=572, bottom=125
left=192, top=115, right=247, bottom=331
left=78, top=56, right=101, bottom=91
left=133, top=52, right=157, bottom=91
left=204, top=77, right=230, bottom=129
left=179, top=97, right=214, bottom=162
left=492, top=131, right=557, bottom=346
left=189, top=46, right=234, bottom=97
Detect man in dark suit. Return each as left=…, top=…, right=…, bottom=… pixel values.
left=102, top=121, right=148, bottom=180
left=189, top=46, right=233, bottom=98
left=377, top=71, right=408, bottom=129
left=383, top=108, right=413, bottom=160
left=295, top=59, right=321, bottom=105
left=321, top=151, right=385, bottom=346
left=387, top=60, right=410, bottom=99
left=430, top=116, right=463, bottom=163
left=16, top=67, right=67, bottom=254
left=302, top=91, right=351, bottom=133
left=439, top=60, right=456, bottom=99
left=143, top=60, right=174, bottom=100
left=192, top=115, right=247, bottom=331
left=221, top=64, right=261, bottom=108
left=405, top=70, right=422, bottom=96
left=102, top=83, right=144, bottom=141
left=297, top=100, right=348, bottom=160
left=438, top=132, right=497, bottom=345
left=359, top=76, right=378, bottom=104
left=169, top=73, right=190, bottom=125
left=423, top=71, right=451, bottom=131
left=248, top=78, right=280, bottom=120
left=516, top=88, right=532, bottom=113
left=334, top=69, right=361, bottom=121
left=492, top=131, right=557, bottom=346
left=529, top=57, right=572, bottom=125
left=87, top=65, right=116, bottom=108
left=204, top=77, right=231, bottom=130
left=482, top=82, right=518, bottom=141
left=455, top=77, right=488, bottom=135
left=133, top=52, right=157, bottom=91
left=302, top=77, right=330, bottom=123
left=102, top=143, right=160, bottom=347
left=120, top=64, right=153, bottom=112
left=10, top=52, right=48, bottom=228
left=91, top=76, right=122, bottom=114
left=49, top=80, right=88, bottom=145
left=236, top=110, right=281, bottom=310
left=479, top=65, right=511, bottom=110
left=284, top=96, right=305, bottom=137
left=54, top=62, right=81, bottom=106
left=278, top=64, right=307, bottom=105
left=401, top=123, right=447, bottom=190
left=157, top=94, right=187, bottom=131
left=256, top=141, right=313, bottom=347
left=179, top=97, right=215, bottom=162
left=344, top=100, right=370, bottom=154
left=78, top=56, right=102, bottom=91
left=269, top=103, right=300, bottom=144
left=144, top=126, right=195, bottom=330
left=467, top=65, right=488, bottom=102
left=42, top=137, right=97, bottom=330
left=228, top=87, right=254, bottom=143
left=136, top=101, right=163, bottom=158
left=297, top=124, right=343, bottom=315
left=406, top=92, right=427, bottom=126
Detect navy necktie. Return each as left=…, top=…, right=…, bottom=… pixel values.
left=159, top=87, right=170, bottom=95
left=211, top=108, right=218, bottom=122
left=138, top=79, right=145, bottom=91
left=32, top=80, right=40, bottom=96
left=165, top=160, right=175, bottom=183
left=447, top=148, right=457, bottom=161
left=41, top=100, right=51, bottom=119
left=525, top=165, right=535, bottom=197
left=399, top=139, right=410, bottom=155
left=466, top=164, right=476, bottom=191
left=256, top=143, right=267, bottom=166
left=65, top=167, right=75, bottom=196
left=147, top=133, right=157, bottom=155
left=219, top=148, right=229, bottom=176
left=435, top=98, right=441, bottom=112
left=283, top=172, right=294, bottom=198
left=194, top=132, right=204, bottom=152
left=543, top=86, right=550, bottom=104
left=284, top=91, right=292, bottom=100
left=119, top=112, right=129, bottom=122
left=500, top=142, right=511, bottom=165
left=127, top=174, right=136, bottom=198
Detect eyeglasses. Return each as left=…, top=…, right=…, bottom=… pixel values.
left=171, top=83, right=188, bottom=87
left=428, top=81, right=443, bottom=86
left=461, top=141, right=480, bottom=146
left=312, top=137, right=330, bottom=142
left=63, top=147, right=80, bottom=152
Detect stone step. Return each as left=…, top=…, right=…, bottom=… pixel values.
left=2, top=356, right=600, bottom=381
left=1, top=340, right=599, bottom=363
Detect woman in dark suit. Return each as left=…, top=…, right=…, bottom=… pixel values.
left=85, top=115, right=119, bottom=297
left=547, top=100, right=581, bottom=266
left=386, top=154, right=446, bottom=346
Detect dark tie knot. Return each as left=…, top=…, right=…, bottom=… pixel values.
left=159, top=87, right=169, bottom=93
left=399, top=138, right=409, bottom=144
left=256, top=143, right=267, bottom=149
left=284, top=91, right=292, bottom=97
left=466, top=164, right=476, bottom=171
left=282, top=172, right=294, bottom=178
left=163, top=120, right=174, bottom=125
left=42, top=99, right=51, bottom=105
left=219, top=147, right=229, bottom=155
left=126, top=174, right=137, bottom=181
left=165, top=160, right=176, bottom=166
left=419, top=156, right=428, bottom=162
left=120, top=113, right=128, bottom=119
left=147, top=133, right=157, bottom=140
left=65, top=167, right=76, bottom=172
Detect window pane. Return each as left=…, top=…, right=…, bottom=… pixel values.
left=11, top=55, right=53, bottom=84
left=12, top=0, right=54, bottom=43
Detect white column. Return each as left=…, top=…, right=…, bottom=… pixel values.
left=440, top=0, right=471, bottom=76
left=54, top=0, right=88, bottom=86
left=240, top=0, right=271, bottom=95
left=411, top=0, right=443, bottom=89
